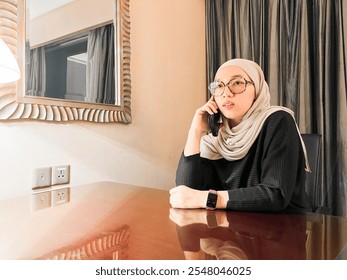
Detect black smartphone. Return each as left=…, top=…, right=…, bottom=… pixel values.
left=208, top=111, right=221, bottom=137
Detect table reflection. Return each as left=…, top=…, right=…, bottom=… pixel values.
left=36, top=225, right=130, bottom=260
left=170, top=209, right=308, bottom=260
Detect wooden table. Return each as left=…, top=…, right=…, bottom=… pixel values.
left=0, top=182, right=346, bottom=260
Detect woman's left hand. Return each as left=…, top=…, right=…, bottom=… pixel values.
left=169, top=185, right=207, bottom=209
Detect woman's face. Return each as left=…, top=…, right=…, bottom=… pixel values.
left=214, top=66, right=256, bottom=127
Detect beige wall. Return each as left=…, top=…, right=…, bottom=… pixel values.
left=29, top=0, right=114, bottom=47
left=0, top=0, right=206, bottom=200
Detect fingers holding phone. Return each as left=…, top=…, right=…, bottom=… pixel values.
left=190, top=97, right=220, bottom=135
left=202, top=96, right=219, bottom=115
left=185, top=97, right=221, bottom=155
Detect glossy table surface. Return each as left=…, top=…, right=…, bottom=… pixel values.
left=0, top=181, right=346, bottom=260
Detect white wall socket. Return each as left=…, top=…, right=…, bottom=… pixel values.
left=32, top=191, right=51, bottom=211
left=52, top=165, right=70, bottom=185
left=52, top=187, right=70, bottom=206
left=33, top=167, right=52, bottom=188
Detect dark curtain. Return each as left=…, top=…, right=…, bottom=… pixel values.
left=26, top=45, right=46, bottom=97
left=206, top=0, right=347, bottom=216
left=86, top=24, right=115, bottom=104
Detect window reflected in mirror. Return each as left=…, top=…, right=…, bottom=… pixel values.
left=25, top=0, right=118, bottom=105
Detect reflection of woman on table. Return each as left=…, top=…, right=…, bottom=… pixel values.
left=170, top=209, right=307, bottom=260
left=170, top=59, right=310, bottom=212
left=200, top=238, right=248, bottom=260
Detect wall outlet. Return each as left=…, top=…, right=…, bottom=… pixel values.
left=52, top=165, right=70, bottom=185
left=32, top=191, right=51, bottom=211
left=33, top=167, right=52, bottom=189
left=52, top=187, right=70, bottom=206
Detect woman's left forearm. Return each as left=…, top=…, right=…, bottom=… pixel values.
left=170, top=186, right=229, bottom=209
left=216, top=190, right=229, bottom=209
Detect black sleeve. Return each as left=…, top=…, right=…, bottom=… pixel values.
left=175, top=152, right=216, bottom=190
left=226, top=111, right=306, bottom=212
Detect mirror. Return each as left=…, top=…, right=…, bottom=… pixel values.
left=0, top=0, right=131, bottom=123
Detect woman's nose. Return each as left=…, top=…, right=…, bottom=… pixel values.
left=223, top=86, right=234, bottom=97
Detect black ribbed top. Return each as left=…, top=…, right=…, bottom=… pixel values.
left=176, top=111, right=310, bottom=212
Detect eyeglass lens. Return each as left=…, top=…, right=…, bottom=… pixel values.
left=210, top=78, right=248, bottom=96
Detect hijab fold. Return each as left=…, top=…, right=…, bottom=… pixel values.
left=200, top=59, right=310, bottom=172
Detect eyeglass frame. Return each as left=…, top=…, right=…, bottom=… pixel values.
left=208, top=76, right=254, bottom=97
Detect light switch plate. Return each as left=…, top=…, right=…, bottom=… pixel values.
left=33, top=167, right=52, bottom=188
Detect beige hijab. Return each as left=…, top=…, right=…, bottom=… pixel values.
left=200, top=59, right=310, bottom=171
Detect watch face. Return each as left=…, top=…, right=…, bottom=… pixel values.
left=206, top=192, right=218, bottom=208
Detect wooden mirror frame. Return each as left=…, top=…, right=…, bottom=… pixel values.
left=0, top=0, right=131, bottom=123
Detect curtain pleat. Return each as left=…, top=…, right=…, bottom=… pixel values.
left=206, top=0, right=347, bottom=216
left=86, top=24, right=115, bottom=104
left=27, top=46, right=46, bottom=97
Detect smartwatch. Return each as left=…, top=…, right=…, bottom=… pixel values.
left=206, top=189, right=218, bottom=210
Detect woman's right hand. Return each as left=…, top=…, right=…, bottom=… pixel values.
left=190, top=96, right=219, bottom=134
left=184, top=96, right=219, bottom=156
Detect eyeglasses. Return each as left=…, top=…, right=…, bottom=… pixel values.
left=208, top=77, right=254, bottom=97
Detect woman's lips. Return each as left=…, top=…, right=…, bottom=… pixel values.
left=222, top=102, right=235, bottom=109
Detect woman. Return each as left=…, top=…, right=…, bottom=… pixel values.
left=170, top=59, right=311, bottom=212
